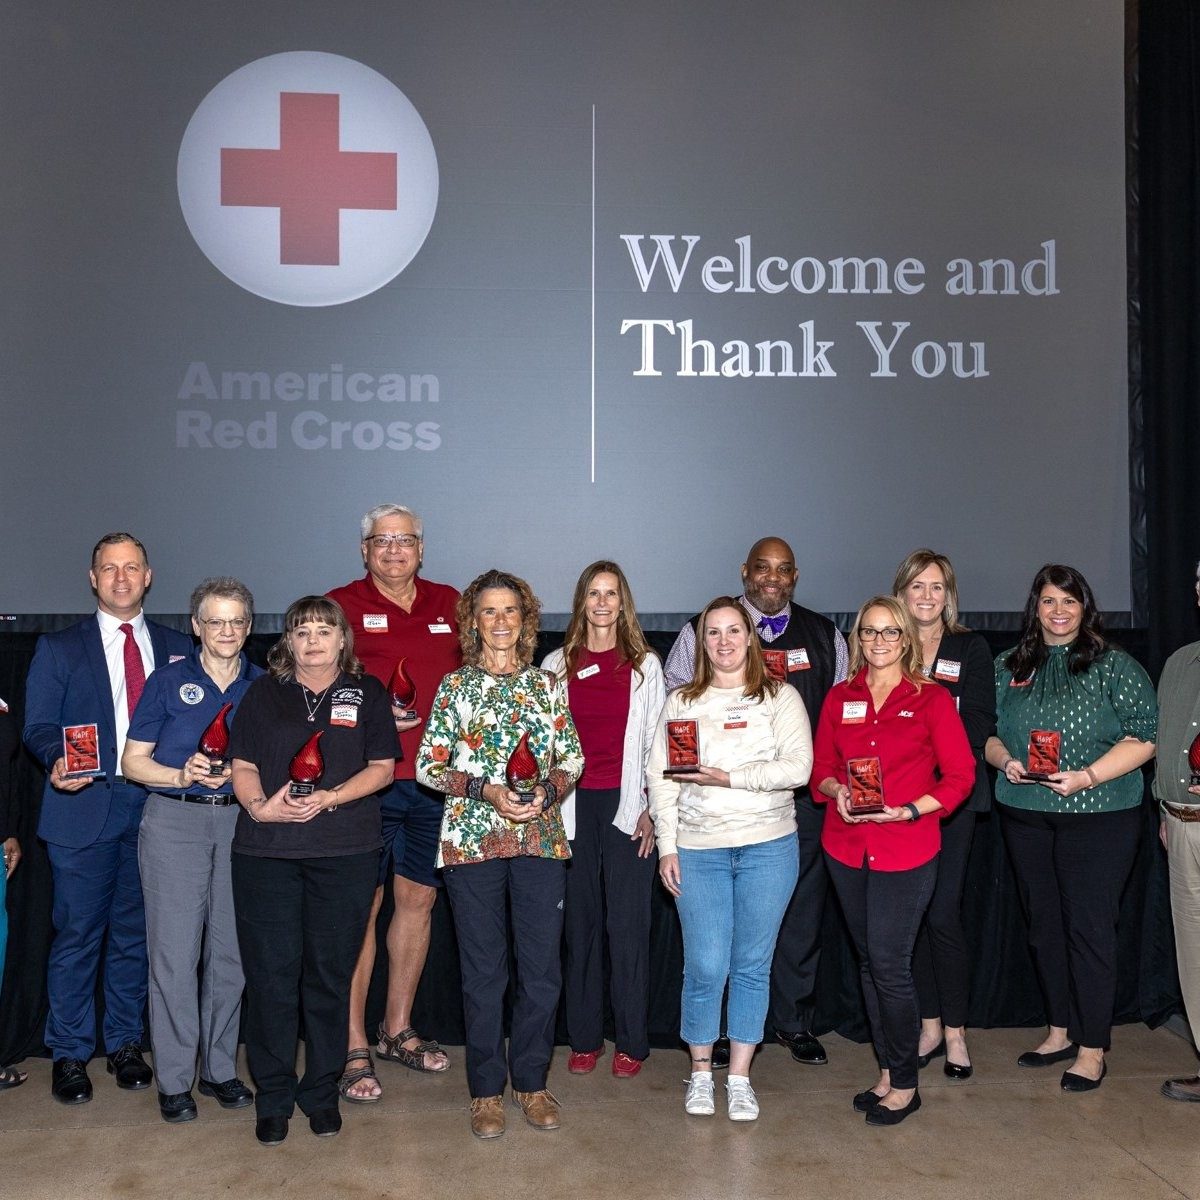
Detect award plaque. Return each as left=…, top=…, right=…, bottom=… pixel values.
left=288, top=730, right=325, bottom=798
left=663, top=719, right=701, bottom=776
left=847, top=757, right=885, bottom=814
left=1188, top=731, right=1200, bottom=786
left=62, top=723, right=103, bottom=780
left=389, top=657, right=419, bottom=723
left=505, top=730, right=540, bottom=804
left=1026, top=729, right=1062, bottom=781
left=761, top=649, right=788, bottom=683
left=197, top=701, right=233, bottom=775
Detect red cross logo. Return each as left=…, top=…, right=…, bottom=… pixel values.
left=220, top=92, right=398, bottom=266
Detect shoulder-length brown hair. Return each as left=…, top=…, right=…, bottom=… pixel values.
left=847, top=595, right=925, bottom=688
left=558, top=560, right=654, bottom=680
left=892, top=548, right=969, bottom=634
left=679, top=596, right=779, bottom=705
left=267, top=596, right=363, bottom=681
left=457, top=569, right=542, bottom=669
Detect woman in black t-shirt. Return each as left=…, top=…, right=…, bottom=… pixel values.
left=229, top=596, right=395, bottom=1147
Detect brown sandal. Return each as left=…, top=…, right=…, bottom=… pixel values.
left=338, top=1049, right=382, bottom=1103
left=376, top=1024, right=450, bottom=1073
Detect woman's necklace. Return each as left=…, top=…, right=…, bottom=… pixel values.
left=300, top=682, right=332, bottom=722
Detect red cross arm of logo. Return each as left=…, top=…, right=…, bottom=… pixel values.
left=220, top=91, right=398, bottom=266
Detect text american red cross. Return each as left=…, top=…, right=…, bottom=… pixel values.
left=220, top=92, right=397, bottom=266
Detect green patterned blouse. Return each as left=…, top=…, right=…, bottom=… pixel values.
left=416, top=664, right=584, bottom=867
left=994, top=645, right=1157, bottom=814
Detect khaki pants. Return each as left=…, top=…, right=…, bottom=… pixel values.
left=1165, top=815, right=1200, bottom=1045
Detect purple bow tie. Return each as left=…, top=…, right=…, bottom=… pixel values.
left=757, top=613, right=789, bottom=637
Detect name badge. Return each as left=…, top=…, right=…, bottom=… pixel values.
left=725, top=706, right=748, bottom=729
left=330, top=704, right=359, bottom=727
left=363, top=614, right=388, bottom=632
left=576, top=664, right=600, bottom=680
left=787, top=648, right=811, bottom=671
left=933, top=658, right=961, bottom=682
left=842, top=700, right=868, bottom=724
left=428, top=622, right=452, bottom=634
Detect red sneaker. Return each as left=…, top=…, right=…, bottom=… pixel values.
left=611, top=1052, right=643, bottom=1078
left=567, top=1048, right=604, bottom=1074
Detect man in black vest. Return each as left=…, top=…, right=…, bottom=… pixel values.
left=664, top=536, right=847, bottom=1066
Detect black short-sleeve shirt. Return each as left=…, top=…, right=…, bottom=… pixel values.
left=229, top=671, right=397, bottom=859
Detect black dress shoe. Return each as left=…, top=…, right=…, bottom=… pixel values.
left=852, top=1088, right=885, bottom=1112
left=158, top=1090, right=198, bottom=1124
left=1016, top=1044, right=1077, bottom=1068
left=1061, top=1062, right=1106, bottom=1092
left=711, top=1037, right=730, bottom=1071
left=51, top=1058, right=93, bottom=1105
left=916, top=1039, right=945, bottom=1069
left=865, top=1090, right=922, bottom=1125
left=106, top=1044, right=153, bottom=1090
left=198, top=1077, right=254, bottom=1109
left=944, top=1060, right=974, bottom=1080
left=309, top=1108, right=342, bottom=1137
left=776, top=1030, right=828, bottom=1065
left=255, top=1115, right=289, bottom=1146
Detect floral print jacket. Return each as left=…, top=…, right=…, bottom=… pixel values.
left=416, top=664, right=584, bottom=867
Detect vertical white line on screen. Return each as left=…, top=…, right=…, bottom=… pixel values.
left=590, top=103, right=596, bottom=484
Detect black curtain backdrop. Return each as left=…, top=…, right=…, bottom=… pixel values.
left=3, top=0, right=1200, bottom=1065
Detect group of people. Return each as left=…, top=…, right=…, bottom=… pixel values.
left=1, top=508, right=1198, bottom=1142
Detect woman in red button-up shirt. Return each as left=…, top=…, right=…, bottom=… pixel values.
left=812, top=595, right=974, bottom=1126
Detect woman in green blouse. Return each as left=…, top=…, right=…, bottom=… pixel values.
left=416, top=569, right=583, bottom=1139
left=984, top=564, right=1156, bottom=1092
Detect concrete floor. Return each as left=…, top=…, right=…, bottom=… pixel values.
left=1, top=1025, right=1197, bottom=1200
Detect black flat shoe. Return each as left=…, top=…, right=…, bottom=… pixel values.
left=158, top=1090, right=198, bottom=1123
left=944, top=1061, right=973, bottom=1080
left=51, top=1058, right=92, bottom=1105
left=917, top=1039, right=945, bottom=1069
left=710, top=1037, right=730, bottom=1071
left=255, top=1115, right=289, bottom=1146
left=1017, top=1044, right=1076, bottom=1068
left=865, top=1090, right=922, bottom=1125
left=776, top=1030, right=828, bottom=1066
left=198, top=1077, right=254, bottom=1109
left=309, top=1108, right=342, bottom=1137
left=852, top=1088, right=885, bottom=1112
left=1061, top=1062, right=1106, bottom=1092
left=106, top=1044, right=153, bottom=1090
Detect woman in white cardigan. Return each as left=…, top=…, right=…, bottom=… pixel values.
left=543, top=561, right=665, bottom=1078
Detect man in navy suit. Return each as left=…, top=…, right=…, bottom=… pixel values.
left=24, top=533, right=192, bottom=1103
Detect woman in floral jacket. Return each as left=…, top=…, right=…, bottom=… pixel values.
left=417, top=569, right=583, bottom=1140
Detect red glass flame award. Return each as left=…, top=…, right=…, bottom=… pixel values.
left=288, top=731, right=325, bottom=798
left=663, top=719, right=701, bottom=776
left=1026, top=729, right=1061, bottom=781
left=62, top=723, right=103, bottom=779
left=1189, top=731, right=1200, bottom=786
left=505, top=730, right=541, bottom=804
left=197, top=701, right=233, bottom=775
left=847, top=757, right=885, bottom=814
left=389, top=657, right=419, bottom=723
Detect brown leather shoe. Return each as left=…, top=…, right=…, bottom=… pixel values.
left=469, top=1094, right=505, bottom=1138
left=512, top=1088, right=561, bottom=1130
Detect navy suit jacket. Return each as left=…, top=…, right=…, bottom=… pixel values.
left=24, top=615, right=193, bottom=848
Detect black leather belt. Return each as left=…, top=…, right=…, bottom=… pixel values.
left=173, top=792, right=237, bottom=807
left=1162, top=800, right=1200, bottom=823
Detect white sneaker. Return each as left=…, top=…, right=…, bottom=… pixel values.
left=684, top=1072, right=715, bottom=1116
left=726, top=1075, right=759, bottom=1121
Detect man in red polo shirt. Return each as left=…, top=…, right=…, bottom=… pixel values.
left=328, top=504, right=461, bottom=1099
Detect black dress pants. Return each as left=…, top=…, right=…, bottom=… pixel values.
left=826, top=853, right=937, bottom=1090
left=912, top=806, right=977, bottom=1027
left=231, top=851, right=377, bottom=1118
left=443, top=855, right=566, bottom=1098
left=999, top=802, right=1140, bottom=1049
left=564, top=787, right=656, bottom=1059
left=768, top=790, right=828, bottom=1034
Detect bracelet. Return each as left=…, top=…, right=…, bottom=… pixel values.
left=328, top=785, right=340, bottom=813
left=466, top=775, right=486, bottom=803
left=904, top=803, right=921, bottom=822
left=1001, top=757, right=1016, bottom=773
left=245, top=796, right=266, bottom=824
left=1084, top=766, right=1098, bottom=788
left=540, top=778, right=559, bottom=812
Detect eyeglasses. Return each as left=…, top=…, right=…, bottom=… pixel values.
left=859, top=626, right=902, bottom=642
left=366, top=534, right=420, bottom=549
left=199, top=618, right=249, bottom=632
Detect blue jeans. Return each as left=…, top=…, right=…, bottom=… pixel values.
left=675, top=834, right=800, bottom=1046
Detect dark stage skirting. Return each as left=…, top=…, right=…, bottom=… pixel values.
left=0, top=628, right=1182, bottom=1064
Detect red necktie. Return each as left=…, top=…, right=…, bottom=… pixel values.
left=120, top=623, right=146, bottom=717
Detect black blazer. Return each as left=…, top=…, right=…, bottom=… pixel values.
left=927, top=630, right=997, bottom=813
